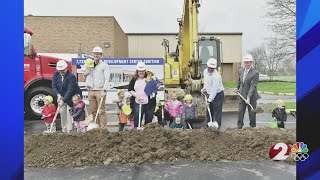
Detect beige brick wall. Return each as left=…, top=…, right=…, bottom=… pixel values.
left=113, top=19, right=128, bottom=58
left=24, top=16, right=128, bottom=58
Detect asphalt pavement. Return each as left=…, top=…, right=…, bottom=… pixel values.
left=25, top=160, right=295, bottom=180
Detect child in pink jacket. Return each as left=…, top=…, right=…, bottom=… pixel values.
left=165, top=91, right=183, bottom=125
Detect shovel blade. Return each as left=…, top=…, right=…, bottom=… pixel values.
left=207, top=121, right=219, bottom=130
left=43, top=130, right=53, bottom=134
left=251, top=107, right=264, bottom=113
left=85, top=114, right=93, bottom=127
left=137, top=127, right=144, bottom=130
left=87, top=122, right=100, bottom=131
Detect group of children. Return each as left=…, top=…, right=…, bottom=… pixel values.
left=41, top=94, right=86, bottom=133
left=112, top=89, right=198, bottom=131
left=154, top=92, right=198, bottom=129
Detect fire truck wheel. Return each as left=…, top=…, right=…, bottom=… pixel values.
left=25, top=87, right=54, bottom=119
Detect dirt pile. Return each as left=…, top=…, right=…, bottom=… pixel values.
left=25, top=123, right=296, bottom=168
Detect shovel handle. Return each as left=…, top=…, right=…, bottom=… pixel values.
left=236, top=93, right=254, bottom=110
left=138, top=102, right=142, bottom=129
left=187, top=122, right=192, bottom=129
left=94, top=97, right=104, bottom=123
left=202, top=92, right=213, bottom=124
left=49, top=106, right=61, bottom=132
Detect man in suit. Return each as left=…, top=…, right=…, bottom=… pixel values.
left=235, top=54, right=261, bottom=129
left=52, top=60, right=82, bottom=133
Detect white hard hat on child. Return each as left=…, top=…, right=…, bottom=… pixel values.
left=92, top=46, right=103, bottom=53
left=136, top=61, right=146, bottom=71
left=207, top=58, right=217, bottom=68
left=56, top=60, right=68, bottom=70
left=243, top=54, right=253, bottom=62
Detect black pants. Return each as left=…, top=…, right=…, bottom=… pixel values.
left=237, top=97, right=257, bottom=128
left=206, top=91, right=224, bottom=128
left=119, top=123, right=126, bottom=131
left=133, top=101, right=155, bottom=128
left=278, top=121, right=285, bottom=128
left=169, top=117, right=174, bottom=126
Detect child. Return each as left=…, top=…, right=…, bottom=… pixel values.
left=112, top=89, right=127, bottom=131
left=82, top=58, right=94, bottom=90
left=165, top=91, right=183, bottom=125
left=182, top=94, right=197, bottom=129
left=41, top=95, right=57, bottom=132
left=71, top=94, right=86, bottom=133
left=126, top=95, right=135, bottom=129
left=145, top=69, right=161, bottom=99
left=154, top=100, right=170, bottom=127
left=272, top=99, right=287, bottom=128
left=170, top=115, right=186, bottom=129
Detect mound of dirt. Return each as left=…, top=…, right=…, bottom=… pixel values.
left=25, top=123, right=296, bottom=168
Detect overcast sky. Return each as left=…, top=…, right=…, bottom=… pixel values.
left=24, top=0, right=272, bottom=54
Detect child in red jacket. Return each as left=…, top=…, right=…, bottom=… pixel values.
left=41, top=96, right=57, bottom=132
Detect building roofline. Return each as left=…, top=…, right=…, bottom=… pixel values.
left=24, top=15, right=116, bottom=18
left=126, top=32, right=243, bottom=35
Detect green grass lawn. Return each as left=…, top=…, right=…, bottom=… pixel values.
left=223, top=82, right=296, bottom=94
left=259, top=75, right=296, bottom=82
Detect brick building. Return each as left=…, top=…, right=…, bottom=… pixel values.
left=24, top=16, right=128, bottom=58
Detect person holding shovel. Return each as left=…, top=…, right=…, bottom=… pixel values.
left=84, top=46, right=110, bottom=129
left=128, top=61, right=154, bottom=128
left=41, top=95, right=57, bottom=132
left=235, top=54, right=261, bottom=129
left=112, top=89, right=127, bottom=131
left=201, top=58, right=224, bottom=130
left=154, top=100, right=170, bottom=127
left=52, top=60, right=82, bottom=133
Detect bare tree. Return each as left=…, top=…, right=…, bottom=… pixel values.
left=248, top=46, right=267, bottom=74
left=264, top=39, right=287, bottom=80
left=248, top=39, right=288, bottom=79
left=265, top=0, right=296, bottom=56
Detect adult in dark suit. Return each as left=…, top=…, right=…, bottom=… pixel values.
left=235, top=54, right=261, bottom=129
left=52, top=60, right=82, bottom=133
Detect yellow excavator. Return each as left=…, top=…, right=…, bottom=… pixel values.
left=163, top=0, right=222, bottom=119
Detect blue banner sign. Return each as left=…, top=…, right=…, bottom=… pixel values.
left=72, top=58, right=164, bottom=65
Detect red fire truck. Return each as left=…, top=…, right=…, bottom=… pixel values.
left=24, top=26, right=72, bottom=119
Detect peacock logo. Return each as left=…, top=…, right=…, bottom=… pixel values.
left=290, top=142, right=309, bottom=161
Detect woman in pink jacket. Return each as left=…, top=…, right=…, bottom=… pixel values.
left=165, top=91, right=183, bottom=125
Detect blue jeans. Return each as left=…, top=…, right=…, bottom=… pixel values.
left=133, top=101, right=155, bottom=128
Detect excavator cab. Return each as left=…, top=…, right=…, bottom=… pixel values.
left=199, top=37, right=221, bottom=74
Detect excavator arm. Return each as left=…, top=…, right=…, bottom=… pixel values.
left=179, top=0, right=202, bottom=92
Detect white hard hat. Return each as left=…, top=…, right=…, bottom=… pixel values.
left=243, top=54, right=253, bottom=62
left=207, top=58, right=217, bottom=68
left=56, top=60, right=68, bottom=70
left=136, top=61, right=146, bottom=71
left=92, top=46, right=103, bottom=53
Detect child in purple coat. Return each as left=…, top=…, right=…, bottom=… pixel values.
left=71, top=94, right=86, bottom=133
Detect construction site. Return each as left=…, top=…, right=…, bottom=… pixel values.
left=24, top=0, right=297, bottom=179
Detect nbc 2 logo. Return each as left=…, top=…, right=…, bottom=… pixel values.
left=269, top=142, right=309, bottom=161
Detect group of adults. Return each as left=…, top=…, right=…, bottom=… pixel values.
left=51, top=44, right=260, bottom=132
left=52, top=46, right=110, bottom=132
left=202, top=54, right=260, bottom=129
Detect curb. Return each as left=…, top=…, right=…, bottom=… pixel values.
left=222, top=108, right=238, bottom=113
left=258, top=91, right=295, bottom=96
